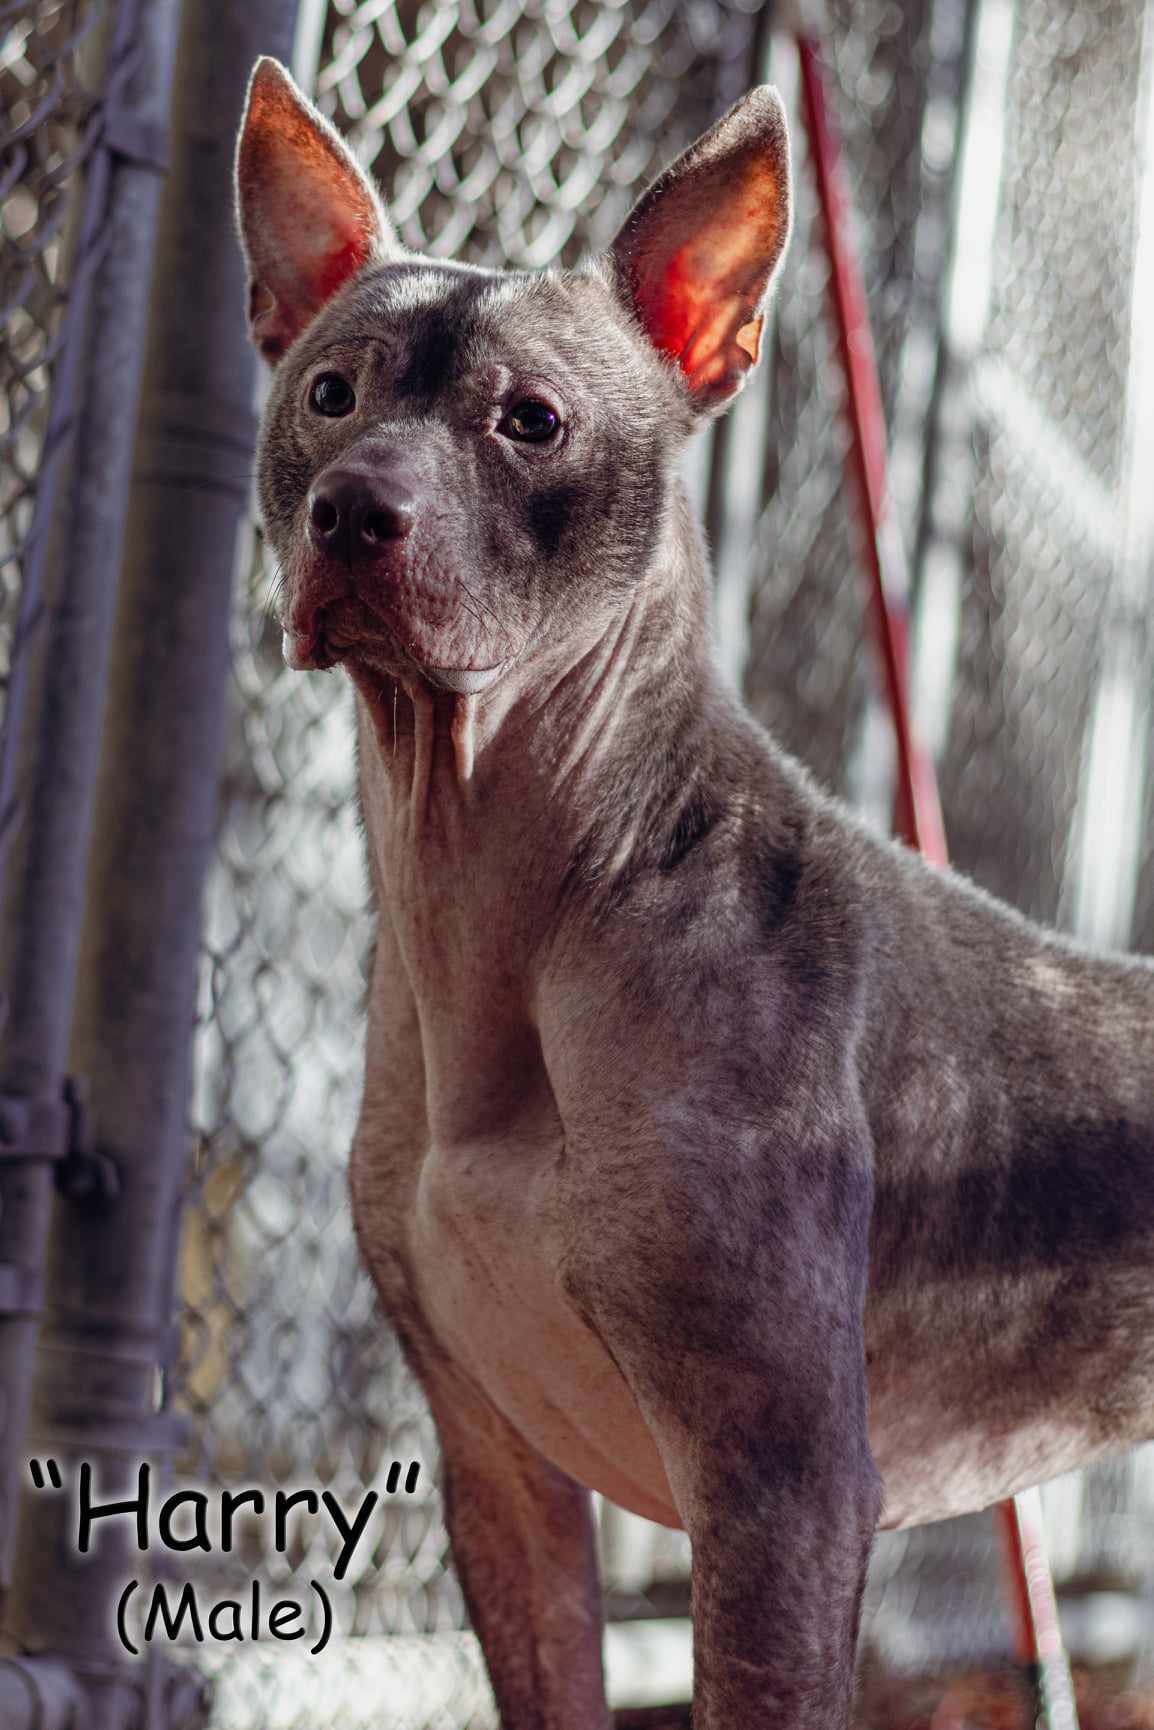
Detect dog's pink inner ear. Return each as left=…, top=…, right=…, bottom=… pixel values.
left=611, top=88, right=791, bottom=413
left=236, top=60, right=392, bottom=363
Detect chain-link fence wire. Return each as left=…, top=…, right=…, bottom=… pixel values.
left=937, top=0, right=1145, bottom=926
left=170, top=0, right=1154, bottom=1721
left=311, top=0, right=762, bottom=267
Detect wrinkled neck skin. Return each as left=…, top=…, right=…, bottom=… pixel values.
left=351, top=485, right=717, bottom=951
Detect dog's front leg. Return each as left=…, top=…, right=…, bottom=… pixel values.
left=410, top=1342, right=612, bottom=1730
left=562, top=1120, right=882, bottom=1730
left=681, top=1410, right=880, bottom=1730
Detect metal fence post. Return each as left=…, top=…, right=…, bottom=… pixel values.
left=0, top=0, right=181, bottom=1609
left=5, top=0, right=298, bottom=1725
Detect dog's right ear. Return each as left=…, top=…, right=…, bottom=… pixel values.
left=235, top=58, right=400, bottom=364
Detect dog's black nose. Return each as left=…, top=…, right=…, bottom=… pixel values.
left=307, top=466, right=416, bottom=560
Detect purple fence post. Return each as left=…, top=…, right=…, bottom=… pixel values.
left=3, top=0, right=299, bottom=1724
left=0, top=0, right=182, bottom=1621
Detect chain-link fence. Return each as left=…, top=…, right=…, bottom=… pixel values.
left=3, top=0, right=1154, bottom=1724
left=938, top=0, right=1149, bottom=928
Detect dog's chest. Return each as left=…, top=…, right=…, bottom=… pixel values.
left=360, top=829, right=679, bottom=1524
left=408, top=1108, right=681, bottom=1527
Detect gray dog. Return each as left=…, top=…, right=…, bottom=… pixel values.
left=235, top=57, right=1154, bottom=1730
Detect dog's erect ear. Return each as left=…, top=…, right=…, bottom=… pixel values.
left=607, top=86, right=791, bottom=414
left=234, top=58, right=399, bottom=363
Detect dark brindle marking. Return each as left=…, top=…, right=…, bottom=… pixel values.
left=236, top=57, right=1154, bottom=1730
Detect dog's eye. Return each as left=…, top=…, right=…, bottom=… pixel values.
left=310, top=373, right=356, bottom=417
left=500, top=400, right=559, bottom=443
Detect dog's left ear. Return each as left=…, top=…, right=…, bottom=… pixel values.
left=608, top=87, right=791, bottom=415
left=235, top=57, right=401, bottom=363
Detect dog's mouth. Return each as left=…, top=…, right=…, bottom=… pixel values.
left=281, top=600, right=513, bottom=695
left=420, top=664, right=508, bottom=694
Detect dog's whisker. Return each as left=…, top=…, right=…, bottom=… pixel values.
left=459, top=578, right=506, bottom=638
left=260, top=565, right=290, bottom=627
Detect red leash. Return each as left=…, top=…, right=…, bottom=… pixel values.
left=796, top=34, right=1079, bottom=1730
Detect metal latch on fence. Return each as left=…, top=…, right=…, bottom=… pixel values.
left=0, top=1075, right=120, bottom=1236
